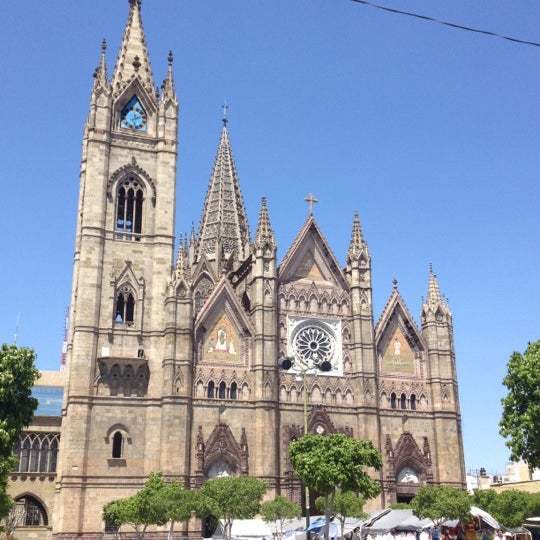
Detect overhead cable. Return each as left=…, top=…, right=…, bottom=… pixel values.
left=349, top=0, right=540, bottom=49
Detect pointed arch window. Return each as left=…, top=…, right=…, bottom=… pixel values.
left=218, top=381, right=226, bottom=399
left=207, top=381, right=215, bottom=399
left=29, top=438, right=40, bottom=472
left=112, top=431, right=123, bottom=459
left=390, top=392, right=397, bottom=409
left=116, top=176, right=144, bottom=240
left=400, top=393, right=407, bottom=410
left=115, top=285, right=135, bottom=326
left=230, top=382, right=238, bottom=400
left=120, top=95, right=147, bottom=132
left=48, top=437, right=58, bottom=472
left=410, top=394, right=417, bottom=410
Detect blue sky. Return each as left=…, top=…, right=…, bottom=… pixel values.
left=0, top=0, right=538, bottom=475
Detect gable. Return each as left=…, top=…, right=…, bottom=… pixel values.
left=376, top=293, right=425, bottom=376
left=279, top=218, right=347, bottom=290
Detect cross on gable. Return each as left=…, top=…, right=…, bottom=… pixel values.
left=304, top=193, right=319, bottom=215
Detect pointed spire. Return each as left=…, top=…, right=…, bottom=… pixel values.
left=175, top=234, right=191, bottom=281
left=255, top=197, right=276, bottom=250
left=427, top=263, right=442, bottom=305
left=93, top=39, right=110, bottom=91
left=161, top=50, right=176, bottom=102
left=197, top=119, right=250, bottom=263
left=112, top=0, right=155, bottom=99
left=422, top=264, right=451, bottom=324
left=347, top=212, right=368, bottom=263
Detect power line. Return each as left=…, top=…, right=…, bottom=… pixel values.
left=349, top=0, right=540, bottom=48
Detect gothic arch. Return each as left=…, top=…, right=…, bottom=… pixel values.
left=107, top=157, right=157, bottom=206
left=12, top=493, right=49, bottom=526
left=196, top=424, right=249, bottom=478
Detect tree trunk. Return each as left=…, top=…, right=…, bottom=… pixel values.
left=340, top=517, right=345, bottom=540
left=324, top=495, right=331, bottom=540
left=168, top=519, right=175, bottom=540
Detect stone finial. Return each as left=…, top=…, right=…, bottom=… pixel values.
left=175, top=235, right=190, bottom=280
left=161, top=50, right=176, bottom=101
left=255, top=197, right=276, bottom=250
left=93, top=38, right=109, bottom=90
left=427, top=264, right=442, bottom=305
left=392, top=278, right=398, bottom=290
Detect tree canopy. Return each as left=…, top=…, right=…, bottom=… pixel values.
left=500, top=340, right=540, bottom=470
left=290, top=433, right=381, bottom=540
left=103, top=473, right=169, bottom=540
left=261, top=495, right=301, bottom=539
left=411, top=485, right=471, bottom=527
left=200, top=476, right=267, bottom=540
left=472, top=488, right=540, bottom=529
left=0, top=345, right=39, bottom=521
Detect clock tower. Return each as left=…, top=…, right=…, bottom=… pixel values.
left=55, top=0, right=179, bottom=533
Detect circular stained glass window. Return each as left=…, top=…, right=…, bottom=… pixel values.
left=292, top=323, right=335, bottom=367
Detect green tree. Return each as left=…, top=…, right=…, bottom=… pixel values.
left=103, top=473, right=169, bottom=540
left=289, top=433, right=382, bottom=540
left=471, top=489, right=499, bottom=514
left=0, top=345, right=40, bottom=521
left=500, top=340, right=540, bottom=471
left=315, top=491, right=367, bottom=540
left=411, top=485, right=471, bottom=527
left=261, top=495, right=301, bottom=539
left=163, top=482, right=198, bottom=540
left=489, top=490, right=531, bottom=528
left=200, top=476, right=267, bottom=540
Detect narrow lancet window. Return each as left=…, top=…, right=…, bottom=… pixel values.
left=218, top=381, right=226, bottom=399
left=230, top=382, right=238, bottom=400
left=207, top=381, right=215, bottom=399
left=400, top=393, right=407, bottom=410
left=116, top=177, right=143, bottom=240
left=410, top=394, right=417, bottom=410
left=112, top=431, right=123, bottom=459
left=390, top=392, right=397, bottom=409
left=115, top=286, right=135, bottom=326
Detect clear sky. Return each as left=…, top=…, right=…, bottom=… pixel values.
left=0, top=0, right=538, bottom=475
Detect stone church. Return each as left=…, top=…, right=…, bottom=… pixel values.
left=8, top=1, right=465, bottom=537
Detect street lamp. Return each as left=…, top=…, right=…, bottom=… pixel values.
left=279, top=352, right=332, bottom=533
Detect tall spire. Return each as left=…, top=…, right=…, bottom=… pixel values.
left=112, top=0, right=155, bottom=99
left=347, top=212, right=368, bottom=263
left=255, top=197, right=276, bottom=249
left=197, top=119, right=250, bottom=263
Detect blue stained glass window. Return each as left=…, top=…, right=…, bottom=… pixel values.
left=120, top=96, right=147, bottom=131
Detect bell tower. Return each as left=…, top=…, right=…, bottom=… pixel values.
left=56, top=0, right=178, bottom=534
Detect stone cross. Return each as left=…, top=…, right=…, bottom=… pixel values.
left=304, top=193, right=318, bottom=215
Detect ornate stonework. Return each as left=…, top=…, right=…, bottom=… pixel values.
left=21, top=2, right=465, bottom=537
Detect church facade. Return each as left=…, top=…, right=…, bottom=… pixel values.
left=11, top=1, right=466, bottom=537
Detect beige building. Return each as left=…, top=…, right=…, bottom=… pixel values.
left=8, top=1, right=465, bottom=537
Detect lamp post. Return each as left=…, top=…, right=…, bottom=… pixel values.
left=279, top=353, right=332, bottom=534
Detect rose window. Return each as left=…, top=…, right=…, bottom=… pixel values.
left=292, top=324, right=335, bottom=367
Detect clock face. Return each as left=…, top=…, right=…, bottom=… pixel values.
left=120, top=96, right=147, bottom=131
